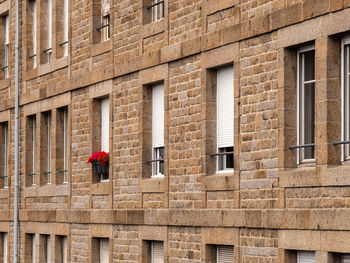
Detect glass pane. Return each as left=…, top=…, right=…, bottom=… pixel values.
left=304, top=50, right=315, bottom=82
left=226, top=146, right=234, bottom=169
left=304, top=82, right=315, bottom=159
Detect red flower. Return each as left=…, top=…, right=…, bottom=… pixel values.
left=87, top=152, right=109, bottom=165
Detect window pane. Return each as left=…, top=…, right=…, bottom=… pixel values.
left=304, top=50, right=315, bottom=81
left=303, top=82, right=315, bottom=159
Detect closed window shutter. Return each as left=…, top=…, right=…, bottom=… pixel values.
left=217, top=66, right=234, bottom=149
left=217, top=245, right=234, bottom=263
left=63, top=237, right=68, bottom=263
left=100, top=98, right=110, bottom=152
left=342, top=255, right=350, bottom=263
left=32, top=0, right=37, bottom=65
left=32, top=235, right=36, bottom=263
left=5, top=16, right=9, bottom=45
left=47, top=0, right=52, bottom=49
left=151, top=241, right=164, bottom=263
left=47, top=235, right=51, bottom=263
left=297, top=251, right=315, bottom=263
left=63, top=0, right=69, bottom=56
left=152, top=84, right=164, bottom=148
left=99, top=239, right=109, bottom=263
left=3, top=233, right=7, bottom=263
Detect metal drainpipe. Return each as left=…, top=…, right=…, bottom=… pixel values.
left=14, top=0, right=20, bottom=260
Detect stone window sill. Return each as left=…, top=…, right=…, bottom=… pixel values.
left=140, top=176, right=166, bottom=193
left=90, top=39, right=113, bottom=57
left=0, top=78, right=10, bottom=90
left=25, top=56, right=69, bottom=81
left=89, top=180, right=112, bottom=195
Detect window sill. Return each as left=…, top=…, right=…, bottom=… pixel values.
left=89, top=180, right=112, bottom=195
left=204, top=173, right=236, bottom=191
left=0, top=78, right=10, bottom=90
left=140, top=176, right=166, bottom=193
left=90, top=39, right=113, bottom=57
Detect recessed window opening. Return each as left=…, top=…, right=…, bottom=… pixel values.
left=216, top=66, right=234, bottom=172
left=61, top=0, right=69, bottom=56
left=149, top=0, right=164, bottom=22
left=297, top=251, right=315, bottom=263
left=100, top=97, right=109, bottom=181
left=1, top=123, right=9, bottom=189
left=2, top=15, right=9, bottom=78
left=29, top=0, right=37, bottom=68
left=43, top=0, right=53, bottom=63
left=99, top=0, right=110, bottom=41
left=297, top=45, right=315, bottom=164
left=29, top=116, right=37, bottom=186
left=151, top=83, right=164, bottom=177
left=342, top=36, right=350, bottom=161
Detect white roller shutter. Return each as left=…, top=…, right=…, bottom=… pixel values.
left=63, top=0, right=68, bottom=56
left=217, top=66, right=234, bottom=149
left=46, top=235, right=51, bottom=263
left=342, top=255, right=350, bottom=263
left=3, top=233, right=7, bottom=263
left=32, top=0, right=37, bottom=67
left=5, top=15, right=9, bottom=45
left=32, top=235, right=36, bottom=263
left=100, top=98, right=109, bottom=152
left=152, top=84, right=164, bottom=148
left=217, top=245, right=234, bottom=263
left=62, top=236, right=68, bottom=263
left=99, top=239, right=109, bottom=263
left=151, top=241, right=164, bottom=263
left=47, top=0, right=52, bottom=49
left=297, top=251, right=315, bottom=263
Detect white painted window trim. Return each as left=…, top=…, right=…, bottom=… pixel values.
left=297, top=45, right=315, bottom=165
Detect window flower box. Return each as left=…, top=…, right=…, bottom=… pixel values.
left=87, top=152, right=109, bottom=175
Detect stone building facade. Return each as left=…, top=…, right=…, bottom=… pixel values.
left=1, top=0, right=350, bottom=262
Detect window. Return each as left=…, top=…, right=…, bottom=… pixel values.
left=26, top=234, right=35, bottom=263
left=151, top=0, right=164, bottom=22
left=55, top=236, right=68, bottom=263
left=0, top=123, right=8, bottom=188
left=216, top=66, right=234, bottom=172
left=342, top=36, right=350, bottom=161
left=62, top=0, right=69, bottom=56
left=100, top=97, right=109, bottom=181
left=27, top=116, right=37, bottom=186
left=41, top=112, right=52, bottom=184
left=1, top=233, right=7, bottom=263
left=56, top=108, right=69, bottom=184
left=28, top=0, right=37, bottom=68
left=297, top=45, right=315, bottom=164
left=152, top=83, right=164, bottom=177
left=93, top=0, right=110, bottom=43
left=151, top=241, right=164, bottom=263
left=216, top=245, right=234, bottom=263
left=297, top=251, right=315, bottom=263
left=0, top=15, right=9, bottom=78
left=99, top=238, right=109, bottom=263
left=40, top=235, right=51, bottom=263
left=41, top=0, right=52, bottom=63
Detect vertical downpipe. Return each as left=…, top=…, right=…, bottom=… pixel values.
left=14, top=0, right=20, bottom=260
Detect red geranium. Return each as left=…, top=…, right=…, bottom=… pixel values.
left=87, top=152, right=109, bottom=166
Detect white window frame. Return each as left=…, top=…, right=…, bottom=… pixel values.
left=31, top=0, right=37, bottom=68
left=151, top=83, right=164, bottom=178
left=151, top=241, right=164, bottom=263
left=32, top=117, right=37, bottom=185
left=100, top=97, right=109, bottom=182
left=46, top=113, right=51, bottom=184
left=63, top=108, right=68, bottom=183
left=297, top=250, right=315, bottom=263
left=99, top=238, right=109, bottom=263
left=3, top=123, right=8, bottom=188
left=46, top=0, right=52, bottom=62
left=62, top=0, right=69, bottom=56
left=4, top=15, right=9, bottom=78
left=101, top=15, right=110, bottom=42
left=3, top=232, right=7, bottom=263
left=297, top=45, right=316, bottom=164
left=342, top=36, right=350, bottom=161
left=151, top=0, right=164, bottom=22
left=216, top=65, right=234, bottom=173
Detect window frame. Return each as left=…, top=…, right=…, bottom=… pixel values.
left=342, top=36, right=350, bottom=161
left=296, top=45, right=316, bottom=165
left=216, top=65, right=234, bottom=173
left=4, top=15, right=9, bottom=79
